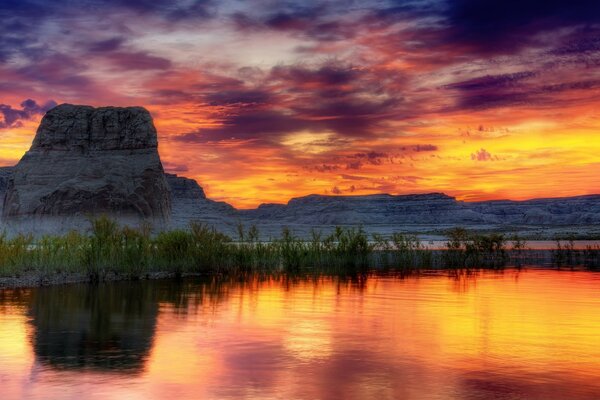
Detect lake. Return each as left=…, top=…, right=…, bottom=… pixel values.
left=0, top=269, right=598, bottom=399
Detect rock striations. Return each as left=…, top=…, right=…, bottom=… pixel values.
left=3, top=104, right=171, bottom=225
left=241, top=193, right=600, bottom=226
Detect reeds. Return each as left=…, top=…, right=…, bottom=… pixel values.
left=0, top=218, right=597, bottom=281
left=442, top=228, right=509, bottom=268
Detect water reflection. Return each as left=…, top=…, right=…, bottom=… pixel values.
left=0, top=269, right=598, bottom=400
left=28, top=282, right=159, bottom=372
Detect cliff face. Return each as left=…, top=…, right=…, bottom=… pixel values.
left=241, top=193, right=480, bottom=225
left=165, top=173, right=237, bottom=229
left=3, top=104, right=171, bottom=220
left=241, top=193, right=600, bottom=226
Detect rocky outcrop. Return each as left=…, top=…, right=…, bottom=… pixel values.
left=166, top=173, right=237, bottom=230
left=242, top=193, right=476, bottom=225
left=240, top=193, right=600, bottom=229
left=2, top=104, right=171, bottom=221
left=165, top=173, right=206, bottom=200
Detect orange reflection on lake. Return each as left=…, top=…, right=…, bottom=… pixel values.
left=0, top=269, right=599, bottom=399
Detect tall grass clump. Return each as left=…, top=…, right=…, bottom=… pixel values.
left=0, top=233, right=34, bottom=276
left=83, top=216, right=122, bottom=280
left=119, top=224, right=152, bottom=277
left=189, top=222, right=233, bottom=271
left=552, top=236, right=578, bottom=267
left=154, top=230, right=194, bottom=276
left=32, top=231, right=86, bottom=273
left=276, top=227, right=307, bottom=270
left=372, top=233, right=432, bottom=270
left=322, top=226, right=372, bottom=268
left=443, top=228, right=508, bottom=268
left=582, top=245, right=600, bottom=270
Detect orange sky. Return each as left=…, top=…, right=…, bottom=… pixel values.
left=1, top=1, right=600, bottom=208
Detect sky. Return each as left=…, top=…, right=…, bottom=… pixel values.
left=1, top=0, right=600, bottom=208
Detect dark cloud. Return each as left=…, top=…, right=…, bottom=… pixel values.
left=15, top=54, right=95, bottom=90
left=177, top=111, right=310, bottom=143
left=172, top=61, right=403, bottom=143
left=444, top=67, right=600, bottom=111
left=346, top=161, right=363, bottom=170
left=551, top=35, right=600, bottom=56
left=305, top=164, right=340, bottom=173
left=411, top=144, right=438, bottom=152
left=350, top=152, right=387, bottom=165
left=443, top=0, right=600, bottom=54
left=444, top=72, right=538, bottom=111
left=232, top=4, right=355, bottom=41
left=271, top=65, right=358, bottom=87
left=204, top=89, right=272, bottom=106
left=0, top=0, right=216, bottom=67
left=104, top=51, right=172, bottom=70
left=340, top=174, right=366, bottom=181
left=0, top=99, right=57, bottom=129
left=0, top=0, right=216, bottom=21
left=444, top=72, right=536, bottom=92
left=471, top=148, right=497, bottom=161
left=87, top=37, right=126, bottom=53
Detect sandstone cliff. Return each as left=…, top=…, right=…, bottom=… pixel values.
left=240, top=193, right=600, bottom=226
left=2, top=104, right=171, bottom=221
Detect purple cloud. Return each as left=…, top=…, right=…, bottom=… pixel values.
left=0, top=99, right=57, bottom=129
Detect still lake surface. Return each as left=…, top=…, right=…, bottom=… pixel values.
left=0, top=269, right=598, bottom=400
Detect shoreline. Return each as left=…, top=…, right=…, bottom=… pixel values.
left=1, top=258, right=597, bottom=291
left=0, top=270, right=207, bottom=290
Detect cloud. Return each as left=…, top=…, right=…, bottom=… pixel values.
left=171, top=60, right=404, bottom=144
left=104, top=51, right=172, bottom=70
left=411, top=144, right=438, bottom=152
left=87, top=37, right=126, bottom=53
left=471, top=148, right=497, bottom=162
left=444, top=72, right=537, bottom=92
left=231, top=4, right=356, bottom=41
left=204, top=89, right=272, bottom=106
left=0, top=99, right=57, bottom=129
left=162, top=160, right=189, bottom=173
left=305, top=164, right=340, bottom=173
left=443, top=0, right=600, bottom=54
left=178, top=111, right=310, bottom=143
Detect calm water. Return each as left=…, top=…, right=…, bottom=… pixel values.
left=0, top=269, right=599, bottom=400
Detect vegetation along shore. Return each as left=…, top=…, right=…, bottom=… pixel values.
left=0, top=217, right=598, bottom=289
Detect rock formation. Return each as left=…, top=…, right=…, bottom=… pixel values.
left=0, top=103, right=598, bottom=238
left=166, top=173, right=237, bottom=230
left=2, top=104, right=171, bottom=222
left=241, top=193, right=600, bottom=226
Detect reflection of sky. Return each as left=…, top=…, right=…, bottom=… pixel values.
left=1, top=1, right=600, bottom=207
left=0, top=270, right=599, bottom=399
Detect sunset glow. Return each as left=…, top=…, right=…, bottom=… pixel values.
left=1, top=272, right=599, bottom=399
left=2, top=1, right=600, bottom=207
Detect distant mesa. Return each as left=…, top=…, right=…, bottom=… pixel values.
left=2, top=104, right=171, bottom=221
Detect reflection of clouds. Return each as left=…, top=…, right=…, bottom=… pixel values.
left=0, top=272, right=599, bottom=399
left=283, top=319, right=332, bottom=361
left=214, top=339, right=288, bottom=398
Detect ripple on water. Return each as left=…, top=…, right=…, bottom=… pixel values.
left=0, top=269, right=598, bottom=400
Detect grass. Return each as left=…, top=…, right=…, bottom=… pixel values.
left=0, top=218, right=598, bottom=281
